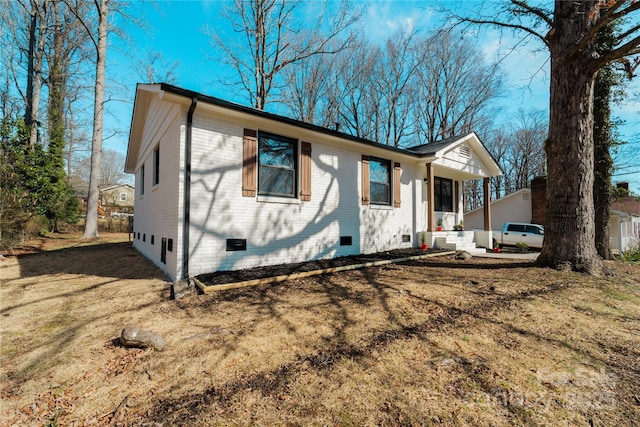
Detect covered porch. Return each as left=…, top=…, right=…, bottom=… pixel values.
left=408, top=133, right=502, bottom=252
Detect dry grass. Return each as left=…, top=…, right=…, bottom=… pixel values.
left=1, top=233, right=639, bottom=426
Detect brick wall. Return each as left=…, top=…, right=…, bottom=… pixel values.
left=132, top=96, right=183, bottom=280
left=530, top=176, right=547, bottom=225
left=184, top=113, right=421, bottom=277
left=131, top=94, right=430, bottom=280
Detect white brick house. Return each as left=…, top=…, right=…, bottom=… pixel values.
left=125, top=84, right=502, bottom=281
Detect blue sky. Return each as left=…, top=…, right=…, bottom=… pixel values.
left=107, top=0, right=639, bottom=194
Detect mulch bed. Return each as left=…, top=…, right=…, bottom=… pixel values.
left=196, top=248, right=450, bottom=286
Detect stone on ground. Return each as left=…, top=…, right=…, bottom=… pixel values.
left=120, top=325, right=165, bottom=351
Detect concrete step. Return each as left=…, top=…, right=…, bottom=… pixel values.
left=434, top=237, right=486, bottom=255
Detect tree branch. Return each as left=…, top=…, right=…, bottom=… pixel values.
left=573, top=0, right=640, bottom=56
left=453, top=16, right=549, bottom=48
left=61, top=0, right=98, bottom=51
left=511, top=0, right=553, bottom=27
left=616, top=23, right=640, bottom=44
left=594, top=32, right=640, bottom=65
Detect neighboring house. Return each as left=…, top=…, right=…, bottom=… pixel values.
left=464, top=188, right=533, bottom=230
left=69, top=175, right=89, bottom=212
left=467, top=176, right=640, bottom=254
left=611, top=196, right=640, bottom=253
left=99, top=184, right=135, bottom=217
left=125, top=83, right=502, bottom=281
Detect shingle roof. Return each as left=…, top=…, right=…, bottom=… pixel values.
left=128, top=83, right=502, bottom=177
left=405, top=134, right=470, bottom=155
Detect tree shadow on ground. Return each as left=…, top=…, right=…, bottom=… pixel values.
left=9, top=242, right=169, bottom=280
left=139, top=260, right=635, bottom=424
left=400, top=259, right=536, bottom=270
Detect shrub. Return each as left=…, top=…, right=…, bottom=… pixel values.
left=619, top=243, right=640, bottom=263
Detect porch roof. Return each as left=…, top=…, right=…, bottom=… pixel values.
left=407, top=133, right=503, bottom=180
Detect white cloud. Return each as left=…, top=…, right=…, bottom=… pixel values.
left=362, top=0, right=435, bottom=42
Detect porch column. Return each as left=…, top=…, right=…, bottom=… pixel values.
left=483, top=177, right=491, bottom=231
left=426, top=162, right=435, bottom=232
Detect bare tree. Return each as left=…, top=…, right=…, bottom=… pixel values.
left=75, top=149, right=126, bottom=186
left=325, top=37, right=381, bottom=139
left=135, top=50, right=179, bottom=84
left=505, top=109, right=547, bottom=190
left=375, top=28, right=422, bottom=147
left=65, top=0, right=109, bottom=239
left=484, top=128, right=512, bottom=199
left=454, top=0, right=640, bottom=273
left=207, top=0, right=361, bottom=110
left=0, top=5, right=21, bottom=132
left=280, top=53, right=331, bottom=123
left=284, top=26, right=503, bottom=151
left=414, top=29, right=505, bottom=145
left=47, top=0, right=90, bottom=175
left=12, top=0, right=48, bottom=149
left=463, top=180, right=483, bottom=212
left=65, top=85, right=93, bottom=178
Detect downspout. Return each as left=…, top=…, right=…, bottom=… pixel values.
left=183, top=97, right=197, bottom=279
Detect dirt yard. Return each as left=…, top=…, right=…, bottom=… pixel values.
left=1, top=233, right=639, bottom=426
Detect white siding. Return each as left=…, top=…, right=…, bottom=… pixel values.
left=610, top=212, right=640, bottom=253
left=132, top=95, right=182, bottom=280
left=436, top=141, right=491, bottom=178
left=465, top=189, right=532, bottom=230
left=185, top=113, right=422, bottom=276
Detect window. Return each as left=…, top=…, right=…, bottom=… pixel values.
left=152, top=146, right=160, bottom=186
left=140, top=165, right=145, bottom=195
left=434, top=177, right=453, bottom=212
left=120, top=192, right=127, bottom=202
left=258, top=132, right=297, bottom=197
left=370, top=158, right=390, bottom=205
left=526, top=225, right=543, bottom=235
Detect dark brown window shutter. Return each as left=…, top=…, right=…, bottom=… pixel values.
left=242, top=129, right=257, bottom=197
left=393, top=162, right=401, bottom=208
left=361, top=155, right=370, bottom=205
left=300, top=141, right=312, bottom=201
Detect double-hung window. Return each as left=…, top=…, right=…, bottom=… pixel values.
left=434, top=177, right=453, bottom=212
left=258, top=132, right=297, bottom=197
left=370, top=158, right=391, bottom=205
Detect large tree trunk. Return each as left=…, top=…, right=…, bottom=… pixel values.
left=83, top=0, right=108, bottom=239
left=536, top=1, right=602, bottom=274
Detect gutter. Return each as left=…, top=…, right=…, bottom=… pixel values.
left=182, top=97, right=197, bottom=279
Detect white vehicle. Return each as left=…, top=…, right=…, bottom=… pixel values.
left=111, top=212, right=134, bottom=219
left=494, top=222, right=544, bottom=249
